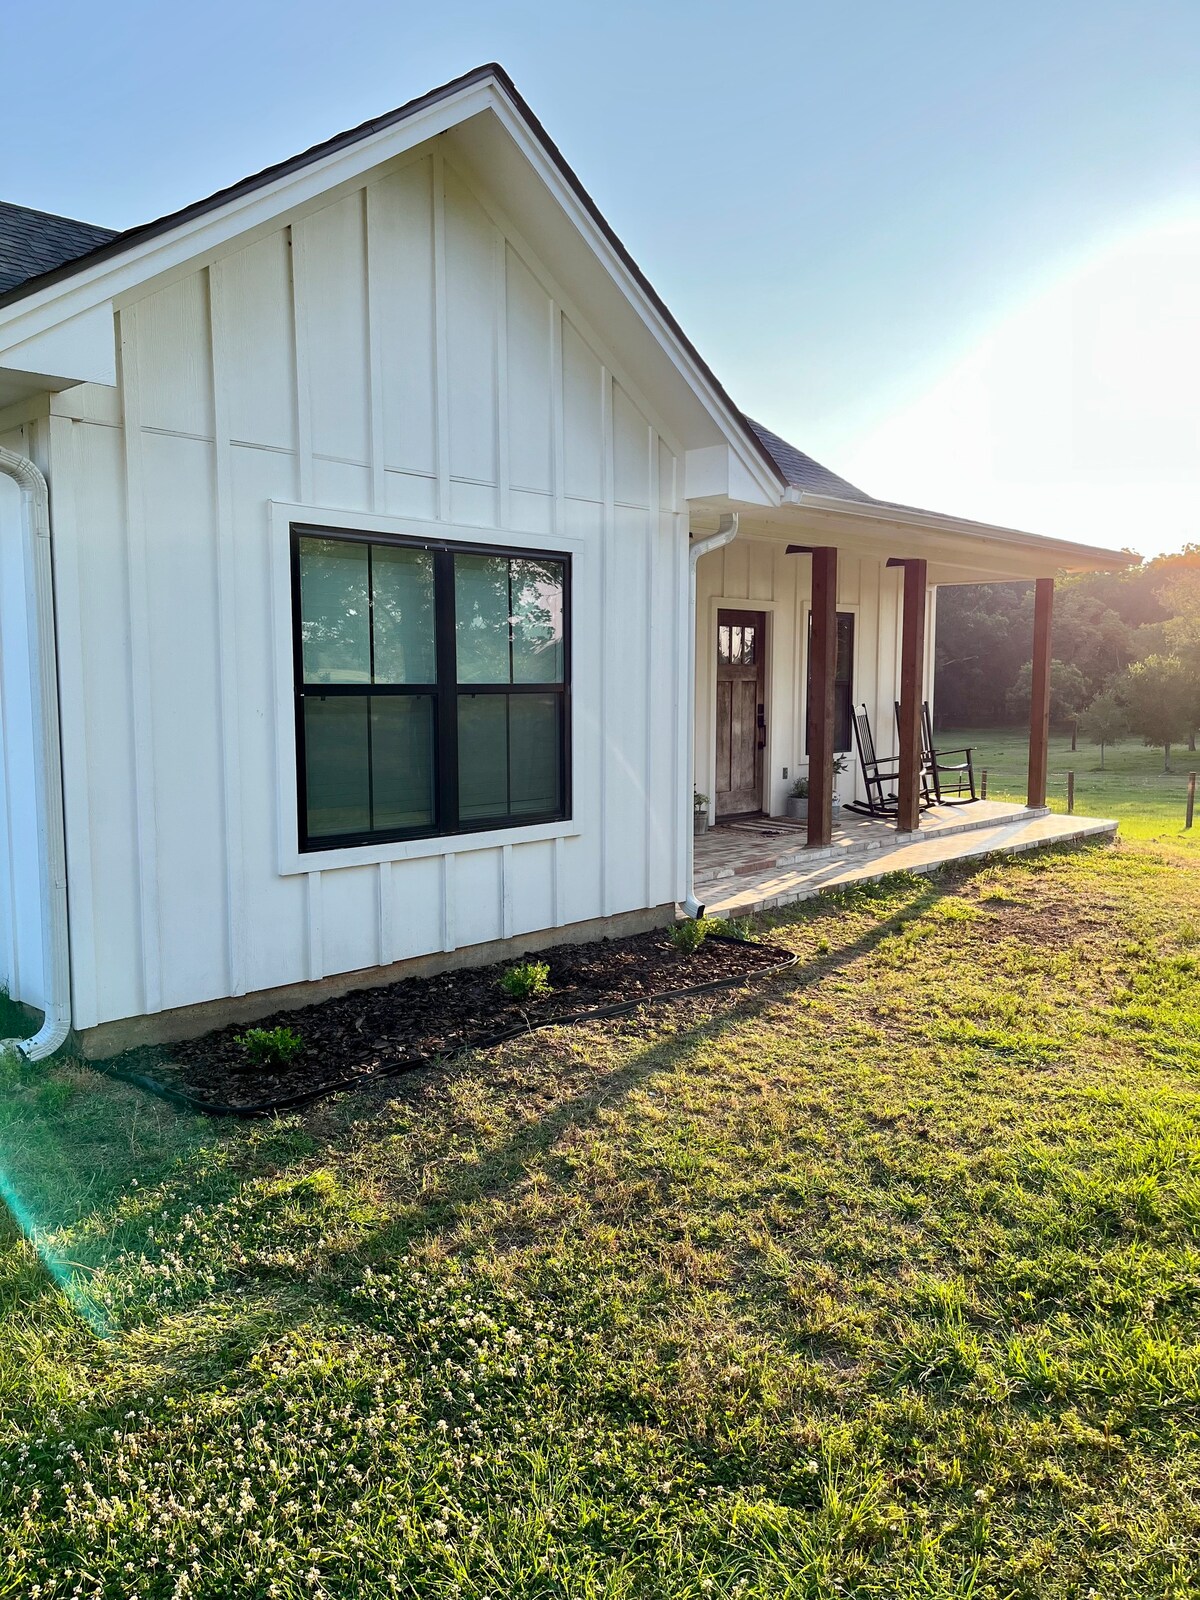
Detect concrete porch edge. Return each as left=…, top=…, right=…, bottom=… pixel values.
left=701, top=812, right=1118, bottom=919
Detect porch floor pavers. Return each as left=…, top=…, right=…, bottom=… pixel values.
left=697, top=807, right=1118, bottom=918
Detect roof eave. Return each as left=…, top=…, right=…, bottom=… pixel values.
left=786, top=490, right=1134, bottom=572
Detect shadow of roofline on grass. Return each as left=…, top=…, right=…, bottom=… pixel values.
left=344, top=868, right=958, bottom=1265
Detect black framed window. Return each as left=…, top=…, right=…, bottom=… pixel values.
left=292, top=526, right=569, bottom=850
left=806, top=611, right=855, bottom=754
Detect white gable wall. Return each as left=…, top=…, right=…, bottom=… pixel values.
left=47, top=144, right=686, bottom=1032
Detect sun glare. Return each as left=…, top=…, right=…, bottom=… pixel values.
left=843, top=214, right=1200, bottom=557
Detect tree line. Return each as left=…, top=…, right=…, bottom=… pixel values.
left=934, top=546, right=1200, bottom=769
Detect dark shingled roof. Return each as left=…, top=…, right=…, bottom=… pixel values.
left=0, top=202, right=119, bottom=297
left=743, top=417, right=875, bottom=503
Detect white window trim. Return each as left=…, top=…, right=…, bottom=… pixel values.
left=269, top=500, right=585, bottom=876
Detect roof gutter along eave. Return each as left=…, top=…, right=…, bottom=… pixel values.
left=783, top=489, right=1132, bottom=572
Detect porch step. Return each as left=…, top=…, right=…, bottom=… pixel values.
left=693, top=803, right=1042, bottom=888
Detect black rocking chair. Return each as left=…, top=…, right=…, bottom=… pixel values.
left=893, top=701, right=977, bottom=805
left=838, top=704, right=934, bottom=819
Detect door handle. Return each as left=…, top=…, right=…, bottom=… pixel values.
left=757, top=704, right=767, bottom=749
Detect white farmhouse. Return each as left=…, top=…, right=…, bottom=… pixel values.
left=0, top=66, right=1124, bottom=1058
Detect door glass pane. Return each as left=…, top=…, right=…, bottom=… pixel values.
left=717, top=624, right=730, bottom=663
left=304, top=696, right=369, bottom=838
left=455, top=555, right=511, bottom=683
left=457, top=694, right=508, bottom=820
left=511, top=558, right=564, bottom=683
left=742, top=625, right=756, bottom=666
left=373, top=547, right=435, bottom=685
left=510, top=694, right=560, bottom=815
left=371, top=695, right=435, bottom=831
left=299, top=538, right=370, bottom=684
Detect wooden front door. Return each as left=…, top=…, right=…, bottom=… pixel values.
left=715, top=609, right=766, bottom=817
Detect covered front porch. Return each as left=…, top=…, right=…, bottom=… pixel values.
left=694, top=799, right=1117, bottom=918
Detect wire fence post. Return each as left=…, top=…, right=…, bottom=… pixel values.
left=1067, top=770, right=1074, bottom=814
left=980, top=768, right=988, bottom=800
left=1188, top=772, right=1196, bottom=830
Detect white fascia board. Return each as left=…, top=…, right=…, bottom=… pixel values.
left=788, top=490, right=1131, bottom=573
left=488, top=94, right=784, bottom=505
left=0, top=301, right=116, bottom=388
left=0, top=83, right=495, bottom=353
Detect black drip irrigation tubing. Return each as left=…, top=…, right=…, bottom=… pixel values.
left=94, top=937, right=800, bottom=1119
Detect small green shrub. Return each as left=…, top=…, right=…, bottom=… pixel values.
left=499, top=961, right=552, bottom=1001
left=669, top=916, right=720, bottom=954
left=235, top=1025, right=305, bottom=1067
left=715, top=915, right=757, bottom=942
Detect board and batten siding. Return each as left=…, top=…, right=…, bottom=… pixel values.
left=694, top=539, right=932, bottom=817
left=46, top=146, right=685, bottom=1031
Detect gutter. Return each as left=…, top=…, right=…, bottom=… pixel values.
left=0, top=446, right=71, bottom=1060
left=683, top=513, right=739, bottom=919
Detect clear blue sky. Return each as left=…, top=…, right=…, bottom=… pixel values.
left=6, top=1, right=1199, bottom=551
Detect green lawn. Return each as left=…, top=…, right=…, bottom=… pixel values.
left=5, top=831, right=1200, bottom=1597
left=944, top=724, right=1200, bottom=847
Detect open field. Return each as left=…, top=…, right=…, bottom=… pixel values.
left=3, top=830, right=1200, bottom=1597
left=944, top=725, right=1200, bottom=848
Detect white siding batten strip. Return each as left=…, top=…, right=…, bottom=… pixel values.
left=643, top=428, right=658, bottom=909
left=117, top=306, right=164, bottom=1014
left=440, top=853, right=456, bottom=952
left=288, top=223, right=315, bottom=504
left=549, top=302, right=563, bottom=536
left=431, top=147, right=451, bottom=521
left=551, top=835, right=564, bottom=927
left=207, top=261, right=247, bottom=996
left=364, top=184, right=387, bottom=514
left=377, top=860, right=393, bottom=967
left=305, top=871, right=323, bottom=982
left=501, top=842, right=514, bottom=939
left=494, top=230, right=510, bottom=530
left=45, top=414, right=98, bottom=1022
left=599, top=365, right=613, bottom=915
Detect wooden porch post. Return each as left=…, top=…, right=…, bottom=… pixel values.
left=1027, top=576, right=1054, bottom=809
left=896, top=558, right=928, bottom=833
left=807, top=547, right=838, bottom=848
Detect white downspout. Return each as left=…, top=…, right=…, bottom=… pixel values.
left=0, top=446, right=71, bottom=1060
left=683, top=512, right=739, bottom=918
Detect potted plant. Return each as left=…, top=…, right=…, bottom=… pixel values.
left=785, top=775, right=809, bottom=821
left=831, top=753, right=851, bottom=810
left=693, top=789, right=710, bottom=835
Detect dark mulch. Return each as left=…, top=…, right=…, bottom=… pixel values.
left=105, top=928, right=789, bottom=1111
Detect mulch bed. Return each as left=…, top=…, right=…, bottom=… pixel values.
left=100, top=928, right=792, bottom=1115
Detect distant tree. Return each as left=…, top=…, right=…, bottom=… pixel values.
left=934, top=582, right=1031, bottom=726
left=1078, top=690, right=1128, bottom=770
left=1117, top=654, right=1196, bottom=771
left=1049, top=588, right=1136, bottom=700
left=1004, top=659, right=1088, bottom=724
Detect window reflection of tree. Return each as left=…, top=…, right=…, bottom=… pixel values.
left=456, top=555, right=564, bottom=684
